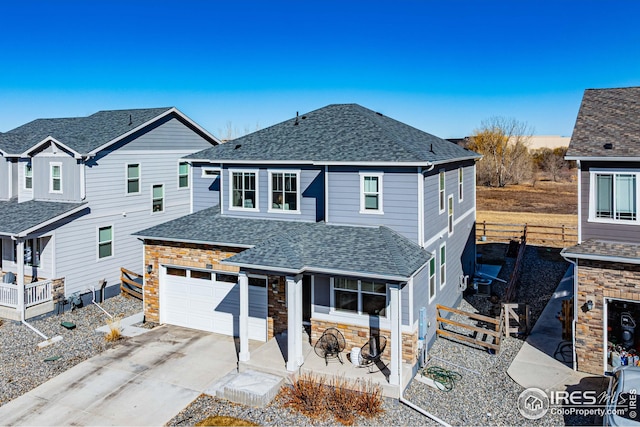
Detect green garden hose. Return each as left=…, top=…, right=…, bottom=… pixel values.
left=422, top=366, right=462, bottom=392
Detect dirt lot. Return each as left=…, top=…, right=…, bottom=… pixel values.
left=476, top=178, right=577, bottom=215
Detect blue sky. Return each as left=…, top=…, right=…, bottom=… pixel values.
left=1, top=0, right=639, bottom=138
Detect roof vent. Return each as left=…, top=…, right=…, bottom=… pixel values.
left=128, top=114, right=132, bottom=126
left=294, top=111, right=299, bottom=126
left=376, top=111, right=383, bottom=116
left=604, top=143, right=614, bottom=150
left=234, top=144, right=242, bottom=150
left=302, top=115, right=307, bottom=120
left=430, top=143, right=435, bottom=153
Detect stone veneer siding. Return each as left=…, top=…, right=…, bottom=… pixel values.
left=575, top=260, right=640, bottom=375
left=311, top=318, right=417, bottom=364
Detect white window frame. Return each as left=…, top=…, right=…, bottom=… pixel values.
left=97, top=225, right=114, bottom=260
left=588, top=169, right=640, bottom=225
left=458, top=167, right=464, bottom=203
left=24, top=162, right=33, bottom=190
left=330, top=277, right=388, bottom=318
left=268, top=169, right=301, bottom=214
left=152, top=184, right=164, bottom=213
left=178, top=162, right=190, bottom=189
left=428, top=257, right=436, bottom=303
left=49, top=162, right=62, bottom=194
left=439, top=242, right=446, bottom=289
left=229, top=169, right=259, bottom=211
left=448, top=195, right=454, bottom=235
left=359, top=171, right=384, bottom=214
left=201, top=167, right=221, bottom=178
left=438, top=170, right=446, bottom=214
left=125, top=163, right=141, bottom=195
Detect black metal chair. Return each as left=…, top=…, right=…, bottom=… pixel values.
left=358, top=335, right=387, bottom=371
left=314, top=327, right=346, bottom=365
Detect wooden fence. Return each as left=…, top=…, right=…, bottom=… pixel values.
left=476, top=221, right=577, bottom=247
left=120, top=268, right=143, bottom=300
left=436, top=304, right=504, bottom=352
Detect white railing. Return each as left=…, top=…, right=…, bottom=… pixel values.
left=25, top=279, right=53, bottom=308
left=0, top=283, right=18, bottom=308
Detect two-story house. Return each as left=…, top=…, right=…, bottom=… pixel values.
left=135, top=104, right=480, bottom=390
left=562, top=87, right=640, bottom=375
left=0, top=108, right=218, bottom=320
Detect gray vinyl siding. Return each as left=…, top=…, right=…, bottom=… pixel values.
left=17, top=159, right=33, bottom=202
left=221, top=165, right=323, bottom=222
left=117, top=116, right=213, bottom=152
left=0, top=157, right=9, bottom=200
left=192, top=164, right=220, bottom=212
left=327, top=166, right=419, bottom=243
left=580, top=161, right=640, bottom=243
left=32, top=155, right=81, bottom=202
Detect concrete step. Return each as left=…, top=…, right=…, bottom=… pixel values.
left=205, top=369, right=284, bottom=407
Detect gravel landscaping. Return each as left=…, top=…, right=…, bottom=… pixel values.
left=167, top=244, right=599, bottom=426
left=0, top=295, right=142, bottom=407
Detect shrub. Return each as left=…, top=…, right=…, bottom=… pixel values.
left=195, top=416, right=258, bottom=426
left=104, top=316, right=122, bottom=342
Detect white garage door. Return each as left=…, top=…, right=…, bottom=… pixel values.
left=160, top=267, right=267, bottom=341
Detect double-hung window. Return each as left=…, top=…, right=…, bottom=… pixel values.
left=439, top=170, right=445, bottom=213
left=429, top=258, right=436, bottom=302
left=25, top=163, right=33, bottom=190
left=98, top=226, right=113, bottom=259
left=50, top=163, right=62, bottom=193
left=360, top=172, right=383, bottom=214
left=592, top=171, right=639, bottom=222
left=178, top=162, right=189, bottom=188
left=127, top=164, right=140, bottom=194
left=448, top=195, right=454, bottom=235
left=458, top=167, right=464, bottom=202
left=152, top=184, right=164, bottom=212
left=333, top=277, right=387, bottom=316
left=439, top=243, right=446, bottom=289
left=269, top=171, right=299, bottom=212
left=231, top=170, right=257, bottom=210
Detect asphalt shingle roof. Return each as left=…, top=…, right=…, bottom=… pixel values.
left=567, top=87, right=640, bottom=158
left=186, top=104, right=479, bottom=164
left=562, top=239, right=640, bottom=263
left=0, top=108, right=172, bottom=155
left=0, top=200, right=88, bottom=235
left=135, top=207, right=430, bottom=279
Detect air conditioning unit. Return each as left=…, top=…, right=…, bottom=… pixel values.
left=473, top=277, right=492, bottom=297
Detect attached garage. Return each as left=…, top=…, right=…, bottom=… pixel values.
left=159, top=266, right=268, bottom=341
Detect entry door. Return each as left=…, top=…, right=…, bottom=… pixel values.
left=303, top=275, right=311, bottom=324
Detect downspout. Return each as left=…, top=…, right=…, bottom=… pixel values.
left=561, top=253, right=578, bottom=371
left=89, top=286, right=112, bottom=318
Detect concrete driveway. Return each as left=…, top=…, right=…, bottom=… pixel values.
left=0, top=325, right=243, bottom=426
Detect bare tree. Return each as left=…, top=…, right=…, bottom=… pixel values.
left=469, top=117, right=534, bottom=187
left=218, top=121, right=260, bottom=142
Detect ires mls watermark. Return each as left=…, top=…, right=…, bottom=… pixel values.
left=517, top=387, right=638, bottom=420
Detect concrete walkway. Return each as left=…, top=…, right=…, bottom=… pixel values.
left=507, top=265, right=592, bottom=390
left=0, top=325, right=253, bottom=426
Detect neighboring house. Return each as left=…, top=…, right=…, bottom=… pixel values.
left=562, top=87, right=640, bottom=375
left=135, top=104, right=480, bottom=390
left=0, top=108, right=218, bottom=320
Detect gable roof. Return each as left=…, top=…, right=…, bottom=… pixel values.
left=186, top=104, right=479, bottom=165
left=0, top=107, right=219, bottom=157
left=567, top=87, right=640, bottom=160
left=135, top=206, right=430, bottom=281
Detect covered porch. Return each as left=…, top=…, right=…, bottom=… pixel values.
left=0, top=276, right=57, bottom=320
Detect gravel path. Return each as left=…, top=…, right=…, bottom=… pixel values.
left=0, top=295, right=142, bottom=407
left=167, top=245, right=597, bottom=426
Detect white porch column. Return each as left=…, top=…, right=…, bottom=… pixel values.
left=389, top=283, right=402, bottom=386
left=16, top=238, right=25, bottom=321
left=238, top=271, right=250, bottom=362
left=286, top=275, right=303, bottom=371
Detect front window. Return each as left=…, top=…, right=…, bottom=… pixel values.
left=127, top=164, right=140, bottom=194
left=98, top=226, right=113, bottom=259
left=448, top=195, right=454, bottom=234
left=50, top=163, right=62, bottom=193
left=439, top=170, right=445, bottom=213
left=360, top=172, right=383, bottom=213
left=178, top=162, right=189, bottom=188
left=231, top=171, right=257, bottom=209
left=270, top=171, right=299, bottom=212
left=25, top=163, right=32, bottom=189
left=458, top=167, right=463, bottom=201
left=595, top=172, right=637, bottom=221
left=152, top=184, right=164, bottom=212
left=333, top=277, right=387, bottom=316
left=429, top=258, right=436, bottom=302
left=440, top=243, right=446, bottom=289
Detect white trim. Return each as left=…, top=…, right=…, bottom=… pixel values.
left=577, top=160, right=582, bottom=243
left=359, top=171, right=384, bottom=214
left=79, top=159, right=86, bottom=200
left=178, top=161, right=190, bottom=190
left=418, top=167, right=425, bottom=247
left=587, top=168, right=640, bottom=225
left=438, top=170, right=445, bottom=214
left=324, top=165, right=329, bottom=222
left=151, top=184, right=165, bottom=214
left=439, top=242, right=446, bottom=290
left=125, top=163, right=141, bottom=195
left=560, top=250, right=640, bottom=265
left=228, top=169, right=260, bottom=212
left=7, top=159, right=12, bottom=197
left=97, top=224, right=114, bottom=261
left=201, top=166, right=221, bottom=177
left=267, top=169, right=301, bottom=214
left=566, top=156, right=640, bottom=162
left=458, top=167, right=464, bottom=203
left=423, top=206, right=475, bottom=248
left=22, top=137, right=82, bottom=158
left=49, top=162, right=63, bottom=194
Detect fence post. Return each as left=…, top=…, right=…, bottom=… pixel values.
left=483, top=221, right=486, bottom=238
left=562, top=224, right=565, bottom=243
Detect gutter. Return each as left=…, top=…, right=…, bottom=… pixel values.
left=560, top=250, right=640, bottom=265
